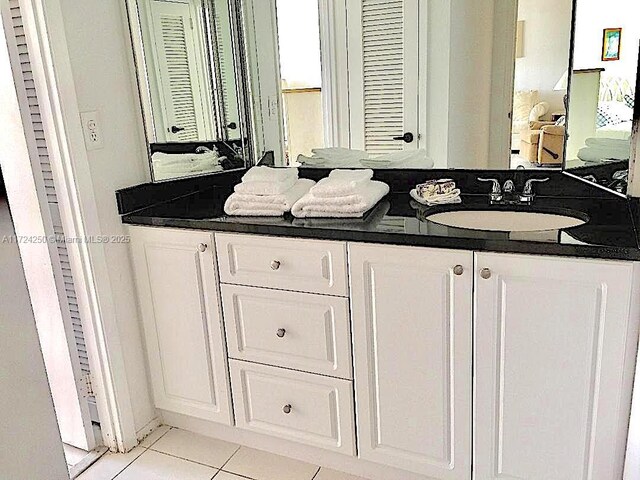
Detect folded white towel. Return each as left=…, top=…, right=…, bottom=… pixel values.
left=291, top=181, right=389, bottom=218
left=311, top=148, right=370, bottom=161
left=225, top=179, right=315, bottom=216
left=241, top=166, right=298, bottom=183
left=310, top=169, right=374, bottom=198
left=152, top=151, right=220, bottom=165
left=235, top=166, right=299, bottom=195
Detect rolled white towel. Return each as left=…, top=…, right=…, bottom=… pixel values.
left=291, top=181, right=390, bottom=218
left=225, top=179, right=315, bottom=216
left=310, top=169, right=374, bottom=198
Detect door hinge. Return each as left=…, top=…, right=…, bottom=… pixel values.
left=81, top=372, right=95, bottom=398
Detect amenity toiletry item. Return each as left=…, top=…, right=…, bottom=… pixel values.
left=411, top=178, right=462, bottom=206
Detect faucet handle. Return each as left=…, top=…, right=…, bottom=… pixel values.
left=477, top=178, right=502, bottom=194
left=522, top=177, right=549, bottom=195
left=478, top=178, right=503, bottom=202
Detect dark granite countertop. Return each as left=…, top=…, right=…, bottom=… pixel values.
left=121, top=184, right=640, bottom=261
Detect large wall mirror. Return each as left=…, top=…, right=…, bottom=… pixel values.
left=241, top=0, right=576, bottom=171
left=126, top=0, right=640, bottom=195
left=564, top=0, right=639, bottom=195
left=127, top=0, right=253, bottom=181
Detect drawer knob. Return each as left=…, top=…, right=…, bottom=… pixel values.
left=276, top=328, right=286, bottom=338
left=453, top=265, right=464, bottom=276
left=197, top=243, right=207, bottom=253
left=270, top=260, right=281, bottom=271
left=480, top=268, right=492, bottom=280
left=283, top=404, right=292, bottom=414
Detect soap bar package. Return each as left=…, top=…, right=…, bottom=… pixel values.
left=416, top=179, right=456, bottom=198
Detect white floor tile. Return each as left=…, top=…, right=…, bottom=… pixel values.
left=222, top=447, right=318, bottom=480
left=213, top=472, right=249, bottom=479
left=76, top=447, right=145, bottom=480
left=140, top=425, right=172, bottom=448
left=150, top=428, right=239, bottom=468
left=314, top=468, right=369, bottom=480
left=115, top=450, right=217, bottom=480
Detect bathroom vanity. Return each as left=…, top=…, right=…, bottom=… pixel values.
left=119, top=171, right=640, bottom=480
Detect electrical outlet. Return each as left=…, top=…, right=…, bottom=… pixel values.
left=80, top=111, right=104, bottom=151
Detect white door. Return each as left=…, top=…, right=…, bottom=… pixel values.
left=129, top=226, right=233, bottom=424
left=345, top=0, right=423, bottom=154
left=349, top=243, right=472, bottom=479
left=474, top=253, right=639, bottom=480
left=148, top=0, right=210, bottom=141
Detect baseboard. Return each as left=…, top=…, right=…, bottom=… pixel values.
left=160, top=410, right=436, bottom=480
left=136, top=416, right=162, bottom=445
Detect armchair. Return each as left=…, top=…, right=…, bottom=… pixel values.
left=520, top=121, right=565, bottom=166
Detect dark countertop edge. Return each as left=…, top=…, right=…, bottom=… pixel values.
left=122, top=214, right=640, bottom=262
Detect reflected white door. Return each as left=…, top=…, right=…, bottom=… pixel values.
left=345, top=0, right=423, bottom=154
left=149, top=0, right=210, bottom=141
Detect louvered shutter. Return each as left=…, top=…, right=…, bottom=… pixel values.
left=346, top=0, right=419, bottom=155
left=7, top=0, right=97, bottom=441
left=150, top=1, right=207, bottom=141
left=212, top=0, right=240, bottom=139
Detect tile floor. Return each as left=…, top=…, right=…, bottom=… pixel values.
left=78, top=426, right=368, bottom=480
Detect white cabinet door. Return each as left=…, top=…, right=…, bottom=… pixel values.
left=474, top=253, right=640, bottom=480
left=349, top=243, right=473, bottom=479
left=129, top=226, right=232, bottom=424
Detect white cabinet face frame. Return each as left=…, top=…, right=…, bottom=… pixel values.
left=221, top=284, right=353, bottom=379
left=474, top=252, right=640, bottom=480
left=129, top=227, right=233, bottom=424
left=349, top=243, right=473, bottom=479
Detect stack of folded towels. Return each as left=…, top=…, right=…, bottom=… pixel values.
left=291, top=169, right=389, bottom=218
left=224, top=166, right=315, bottom=216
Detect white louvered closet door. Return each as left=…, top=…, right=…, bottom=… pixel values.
left=4, top=0, right=96, bottom=451
left=150, top=1, right=208, bottom=141
left=346, top=0, right=419, bottom=154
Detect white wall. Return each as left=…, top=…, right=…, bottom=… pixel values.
left=57, top=0, right=156, bottom=434
left=573, top=0, right=640, bottom=81
left=514, top=0, right=573, bottom=114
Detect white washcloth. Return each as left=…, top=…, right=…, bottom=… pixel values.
left=235, top=166, right=299, bottom=195
left=310, top=169, right=374, bottom=198
left=241, top=166, right=298, bottom=183
left=291, top=181, right=389, bottom=218
left=225, top=179, right=315, bottom=216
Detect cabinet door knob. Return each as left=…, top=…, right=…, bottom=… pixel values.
left=453, top=265, right=464, bottom=276
left=283, top=404, right=292, bottom=414
left=276, top=328, right=286, bottom=338
left=198, top=243, right=207, bottom=252
left=270, top=260, right=281, bottom=270
left=480, top=268, right=492, bottom=279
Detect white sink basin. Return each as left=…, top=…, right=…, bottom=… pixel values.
left=426, top=210, right=586, bottom=232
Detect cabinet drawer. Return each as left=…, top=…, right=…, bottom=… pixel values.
left=215, top=233, right=348, bottom=296
left=222, top=285, right=352, bottom=379
left=230, top=360, right=356, bottom=455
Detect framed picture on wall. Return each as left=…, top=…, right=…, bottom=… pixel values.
left=602, top=28, right=622, bottom=61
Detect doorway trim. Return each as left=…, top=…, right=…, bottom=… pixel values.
left=13, top=0, right=139, bottom=452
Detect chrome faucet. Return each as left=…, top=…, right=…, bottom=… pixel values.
left=478, top=176, right=549, bottom=204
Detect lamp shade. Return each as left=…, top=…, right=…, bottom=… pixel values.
left=554, top=71, right=569, bottom=91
